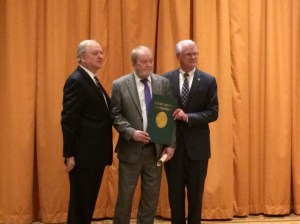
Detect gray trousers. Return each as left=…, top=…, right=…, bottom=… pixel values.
left=113, top=144, right=162, bottom=224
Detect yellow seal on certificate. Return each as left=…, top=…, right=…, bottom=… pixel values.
left=147, top=94, right=177, bottom=145
left=156, top=111, right=168, bottom=128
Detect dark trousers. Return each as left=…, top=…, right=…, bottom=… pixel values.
left=165, top=141, right=208, bottom=224
left=67, top=166, right=105, bottom=224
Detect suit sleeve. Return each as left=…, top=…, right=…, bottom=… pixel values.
left=61, top=78, right=84, bottom=157
left=111, top=81, right=136, bottom=141
left=164, top=78, right=177, bottom=149
left=187, top=77, right=219, bottom=126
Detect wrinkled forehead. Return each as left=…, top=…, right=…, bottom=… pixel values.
left=137, top=50, right=153, bottom=60
left=86, top=42, right=102, bottom=52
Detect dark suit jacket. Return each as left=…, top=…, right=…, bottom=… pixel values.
left=163, top=69, right=218, bottom=160
left=111, top=73, right=175, bottom=163
left=61, top=66, right=113, bottom=168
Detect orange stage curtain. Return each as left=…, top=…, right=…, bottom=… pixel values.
left=0, top=0, right=299, bottom=223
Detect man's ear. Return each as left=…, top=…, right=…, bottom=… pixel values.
left=79, top=55, right=85, bottom=63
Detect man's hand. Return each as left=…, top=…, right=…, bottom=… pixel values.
left=162, top=147, right=175, bottom=161
left=173, top=108, right=188, bottom=122
left=64, top=156, right=76, bottom=172
left=132, top=130, right=151, bottom=144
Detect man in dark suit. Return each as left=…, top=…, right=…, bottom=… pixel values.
left=111, top=46, right=176, bottom=224
left=61, top=40, right=112, bottom=224
left=163, top=40, right=219, bottom=224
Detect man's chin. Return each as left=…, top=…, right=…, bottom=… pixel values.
left=139, top=72, right=152, bottom=78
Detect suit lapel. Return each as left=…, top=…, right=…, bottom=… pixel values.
left=186, top=70, right=201, bottom=104
left=189, top=70, right=201, bottom=95
left=150, top=74, right=159, bottom=95
left=170, top=70, right=181, bottom=100
left=78, top=66, right=110, bottom=111
left=78, top=67, right=100, bottom=95
left=126, top=74, right=143, bottom=117
left=168, top=70, right=182, bottom=106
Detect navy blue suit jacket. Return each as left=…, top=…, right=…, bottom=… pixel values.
left=163, top=69, right=218, bottom=160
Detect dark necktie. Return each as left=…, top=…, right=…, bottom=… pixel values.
left=141, top=79, right=152, bottom=114
left=94, top=76, right=104, bottom=92
left=94, top=76, right=109, bottom=109
left=181, top=73, right=190, bottom=105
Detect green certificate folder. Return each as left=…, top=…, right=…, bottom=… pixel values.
left=147, top=94, right=177, bottom=145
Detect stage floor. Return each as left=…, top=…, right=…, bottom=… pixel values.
left=33, top=213, right=300, bottom=223
left=90, top=214, right=300, bottom=223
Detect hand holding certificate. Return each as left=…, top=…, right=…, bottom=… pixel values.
left=147, top=94, right=177, bottom=145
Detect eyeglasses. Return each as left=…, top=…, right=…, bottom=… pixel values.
left=183, top=52, right=198, bottom=57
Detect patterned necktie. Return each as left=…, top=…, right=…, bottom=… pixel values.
left=181, top=73, right=190, bottom=105
left=141, top=79, right=152, bottom=114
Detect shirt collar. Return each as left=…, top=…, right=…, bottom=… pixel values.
left=134, top=72, right=152, bottom=84
left=179, top=67, right=196, bottom=77
left=179, top=68, right=195, bottom=80
left=80, top=65, right=96, bottom=80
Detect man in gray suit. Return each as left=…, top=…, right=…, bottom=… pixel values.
left=111, top=46, right=176, bottom=224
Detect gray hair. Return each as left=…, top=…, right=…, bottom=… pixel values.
left=131, top=46, right=151, bottom=64
left=175, top=40, right=196, bottom=54
left=76, top=40, right=97, bottom=62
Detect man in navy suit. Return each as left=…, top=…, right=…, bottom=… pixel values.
left=61, top=40, right=112, bottom=224
left=163, top=40, right=219, bottom=224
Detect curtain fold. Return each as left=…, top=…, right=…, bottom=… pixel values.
left=0, top=0, right=299, bottom=223
left=291, top=0, right=300, bottom=215
left=262, top=0, right=292, bottom=214
left=0, top=1, right=39, bottom=223
left=229, top=0, right=250, bottom=217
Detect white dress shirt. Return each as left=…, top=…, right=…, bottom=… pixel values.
left=134, top=73, right=152, bottom=131
left=179, top=68, right=195, bottom=95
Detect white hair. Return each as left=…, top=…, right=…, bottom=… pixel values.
left=76, top=40, right=98, bottom=62
left=175, top=40, right=196, bottom=54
